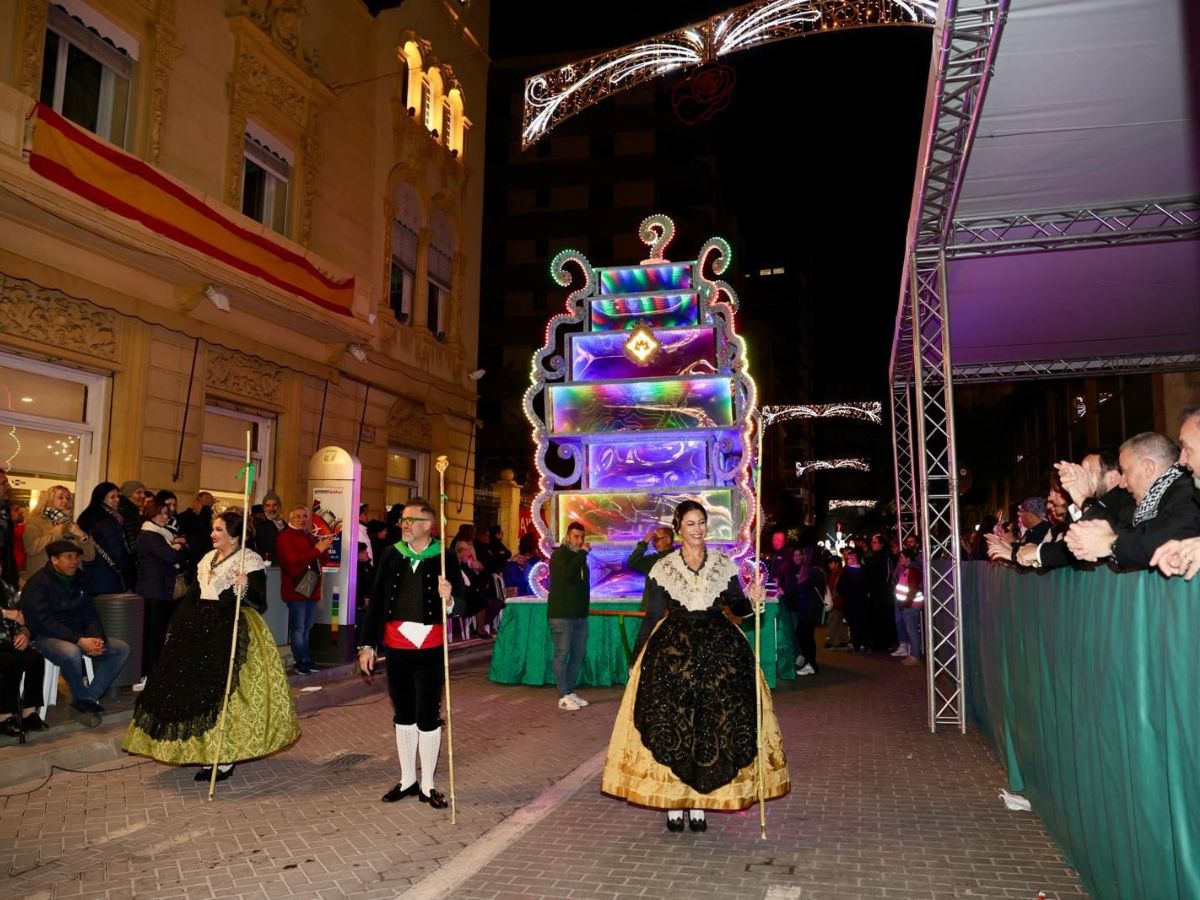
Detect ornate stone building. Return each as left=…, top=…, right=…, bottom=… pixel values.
left=0, top=0, right=489, bottom=533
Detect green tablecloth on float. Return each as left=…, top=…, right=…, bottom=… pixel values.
left=487, top=598, right=796, bottom=689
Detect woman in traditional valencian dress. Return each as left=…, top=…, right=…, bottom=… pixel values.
left=123, top=509, right=299, bottom=781
left=602, top=500, right=790, bottom=832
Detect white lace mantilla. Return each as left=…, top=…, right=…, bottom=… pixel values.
left=198, top=548, right=266, bottom=600
left=647, top=549, right=739, bottom=612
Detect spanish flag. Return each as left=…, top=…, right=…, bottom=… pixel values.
left=28, top=104, right=354, bottom=317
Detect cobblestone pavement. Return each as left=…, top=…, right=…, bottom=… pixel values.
left=0, top=644, right=1088, bottom=899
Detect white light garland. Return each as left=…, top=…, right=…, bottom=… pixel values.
left=828, top=498, right=878, bottom=510
left=760, top=401, right=883, bottom=426
left=795, top=457, right=870, bottom=476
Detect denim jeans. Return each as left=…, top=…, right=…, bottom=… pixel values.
left=895, top=604, right=909, bottom=647
left=34, top=636, right=130, bottom=703
left=901, top=607, right=924, bottom=658
left=548, top=617, right=588, bottom=697
left=288, top=599, right=318, bottom=668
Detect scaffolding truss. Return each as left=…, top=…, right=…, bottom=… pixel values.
left=890, top=0, right=1009, bottom=732
left=947, top=199, right=1200, bottom=258
left=952, top=351, right=1200, bottom=382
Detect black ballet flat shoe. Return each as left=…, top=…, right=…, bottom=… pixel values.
left=22, top=713, right=49, bottom=731
left=666, top=815, right=685, bottom=833
left=688, top=814, right=707, bottom=833
left=419, top=788, right=449, bottom=809
left=194, top=765, right=236, bottom=783
left=381, top=781, right=420, bottom=803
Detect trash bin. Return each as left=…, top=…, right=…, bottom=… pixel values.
left=93, top=592, right=144, bottom=691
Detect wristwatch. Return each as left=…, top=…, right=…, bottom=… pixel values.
left=356, top=645, right=375, bottom=654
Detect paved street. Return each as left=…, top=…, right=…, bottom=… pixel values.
left=1, top=644, right=1087, bottom=899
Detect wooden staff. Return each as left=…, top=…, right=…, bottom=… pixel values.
left=753, top=412, right=767, bottom=839
left=435, top=455, right=457, bottom=825
left=209, top=430, right=253, bottom=800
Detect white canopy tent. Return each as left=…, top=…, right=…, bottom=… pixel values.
left=890, top=0, right=1200, bottom=729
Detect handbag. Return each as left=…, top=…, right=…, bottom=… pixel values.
left=171, top=572, right=189, bottom=601
left=92, top=540, right=129, bottom=593
left=294, top=564, right=320, bottom=599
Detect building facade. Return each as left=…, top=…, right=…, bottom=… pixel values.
left=0, top=0, right=489, bottom=537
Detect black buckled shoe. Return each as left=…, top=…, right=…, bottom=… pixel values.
left=194, top=764, right=235, bottom=782
left=420, top=788, right=449, bottom=809
left=382, top=781, right=420, bottom=803
left=688, top=813, right=707, bottom=833
left=666, top=814, right=685, bottom=833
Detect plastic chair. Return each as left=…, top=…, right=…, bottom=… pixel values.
left=38, top=656, right=96, bottom=719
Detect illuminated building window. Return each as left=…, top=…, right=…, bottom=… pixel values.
left=386, top=446, right=427, bottom=508
left=389, top=254, right=414, bottom=323
left=40, top=3, right=137, bottom=149
left=200, top=405, right=273, bottom=510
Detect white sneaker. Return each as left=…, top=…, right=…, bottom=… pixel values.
left=890, top=643, right=910, bottom=658
left=567, top=692, right=589, bottom=707
left=796, top=663, right=816, bottom=676
left=557, top=695, right=582, bottom=711
left=794, top=654, right=806, bottom=667
left=132, top=676, right=147, bottom=693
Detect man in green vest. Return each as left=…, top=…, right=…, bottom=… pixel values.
left=548, top=522, right=590, bottom=711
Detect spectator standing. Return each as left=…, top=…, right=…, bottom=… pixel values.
left=136, top=498, right=188, bottom=679
left=22, top=485, right=94, bottom=584
left=862, top=534, right=893, bottom=653
left=822, top=555, right=848, bottom=649
left=780, top=546, right=825, bottom=676
left=254, top=490, right=285, bottom=561
left=838, top=549, right=870, bottom=652
left=503, top=533, right=541, bottom=597
left=548, top=522, right=591, bottom=710
left=77, top=482, right=134, bottom=595
left=488, top=525, right=513, bottom=573
left=0, top=469, right=18, bottom=589
left=893, top=548, right=924, bottom=668
left=118, top=481, right=150, bottom=574
left=176, top=492, right=215, bottom=578
left=766, top=529, right=790, bottom=584
left=628, top=526, right=675, bottom=657
left=21, top=541, right=130, bottom=726
left=275, top=506, right=334, bottom=675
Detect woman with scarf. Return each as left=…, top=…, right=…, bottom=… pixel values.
left=22, top=485, right=94, bottom=584
left=123, top=509, right=299, bottom=781
left=77, top=482, right=134, bottom=596
left=602, top=500, right=790, bottom=833
left=136, top=497, right=188, bottom=679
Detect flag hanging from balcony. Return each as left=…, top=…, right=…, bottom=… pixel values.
left=27, top=104, right=354, bottom=317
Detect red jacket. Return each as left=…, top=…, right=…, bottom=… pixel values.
left=275, top=526, right=327, bottom=601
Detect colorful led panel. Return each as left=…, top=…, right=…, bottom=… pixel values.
left=598, top=263, right=692, bottom=295
left=588, top=293, right=700, bottom=331
left=586, top=439, right=709, bottom=490
left=585, top=545, right=654, bottom=597
left=557, top=488, right=734, bottom=543
left=548, top=377, right=734, bottom=436
left=569, top=327, right=718, bottom=381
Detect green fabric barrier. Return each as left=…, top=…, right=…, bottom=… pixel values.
left=487, top=600, right=796, bottom=689
left=961, top=562, right=1200, bottom=900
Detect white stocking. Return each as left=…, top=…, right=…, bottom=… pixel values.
left=417, top=727, right=442, bottom=793
left=395, top=723, right=418, bottom=789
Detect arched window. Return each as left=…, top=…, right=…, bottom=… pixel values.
left=427, top=209, right=455, bottom=340
left=399, top=41, right=423, bottom=117
left=423, top=67, right=444, bottom=137
left=446, top=87, right=465, bottom=155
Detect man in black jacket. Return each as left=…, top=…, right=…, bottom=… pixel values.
left=357, top=499, right=465, bottom=810
left=1067, top=432, right=1200, bottom=568
left=1014, top=448, right=1135, bottom=569
left=628, top=525, right=674, bottom=658
left=21, top=541, right=130, bottom=726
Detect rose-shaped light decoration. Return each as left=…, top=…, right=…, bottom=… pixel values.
left=671, top=62, right=736, bottom=126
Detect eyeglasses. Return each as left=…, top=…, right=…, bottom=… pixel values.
left=399, top=517, right=430, bottom=525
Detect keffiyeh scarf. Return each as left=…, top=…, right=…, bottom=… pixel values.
left=1132, top=463, right=1186, bottom=526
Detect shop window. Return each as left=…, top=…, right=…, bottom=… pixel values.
left=0, top=351, right=107, bottom=529
left=200, top=406, right=272, bottom=511
left=40, top=3, right=136, bottom=148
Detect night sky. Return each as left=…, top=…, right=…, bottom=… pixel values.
left=488, top=4, right=933, bottom=523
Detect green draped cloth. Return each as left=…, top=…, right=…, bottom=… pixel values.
left=962, top=562, right=1200, bottom=900
left=487, top=599, right=796, bottom=688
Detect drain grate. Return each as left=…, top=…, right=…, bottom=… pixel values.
left=324, top=752, right=372, bottom=771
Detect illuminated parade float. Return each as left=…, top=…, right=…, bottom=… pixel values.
left=523, top=214, right=757, bottom=599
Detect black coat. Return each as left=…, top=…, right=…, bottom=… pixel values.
left=19, top=564, right=105, bottom=644
left=361, top=544, right=466, bottom=646
left=1113, top=475, right=1200, bottom=569
left=80, top=512, right=133, bottom=594
left=135, top=529, right=185, bottom=600
left=1038, top=487, right=1135, bottom=570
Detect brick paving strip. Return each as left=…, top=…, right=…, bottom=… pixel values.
left=0, top=645, right=1090, bottom=899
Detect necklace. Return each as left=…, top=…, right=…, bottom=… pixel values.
left=209, top=547, right=238, bottom=570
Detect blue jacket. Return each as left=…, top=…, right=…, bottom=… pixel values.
left=20, top=563, right=106, bottom=644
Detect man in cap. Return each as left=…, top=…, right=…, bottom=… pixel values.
left=986, top=497, right=1051, bottom=563
left=20, top=540, right=130, bottom=726
left=255, top=490, right=286, bottom=561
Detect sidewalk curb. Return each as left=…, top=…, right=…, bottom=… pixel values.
left=0, top=642, right=494, bottom=791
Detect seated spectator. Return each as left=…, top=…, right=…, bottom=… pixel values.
left=0, top=579, right=46, bottom=735
left=453, top=539, right=490, bottom=639
left=504, top=533, right=541, bottom=598
left=1066, top=432, right=1200, bottom=568
left=1012, top=448, right=1134, bottom=570
left=21, top=541, right=131, bottom=727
